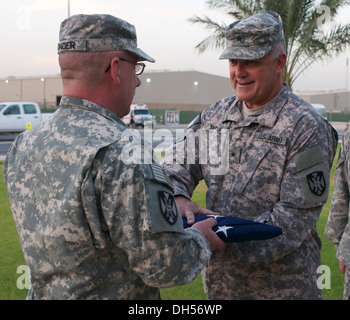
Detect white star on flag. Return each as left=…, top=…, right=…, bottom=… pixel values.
left=207, top=215, right=223, bottom=220
left=215, top=225, right=234, bottom=238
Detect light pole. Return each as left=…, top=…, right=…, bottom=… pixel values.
left=41, top=78, right=46, bottom=108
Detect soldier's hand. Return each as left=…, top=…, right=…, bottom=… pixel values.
left=192, top=218, right=226, bottom=250
left=339, top=261, right=346, bottom=275
left=175, top=195, right=219, bottom=225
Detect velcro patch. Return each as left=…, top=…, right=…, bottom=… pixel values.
left=255, top=132, right=287, bottom=146
left=141, top=163, right=173, bottom=191
left=230, top=146, right=242, bottom=163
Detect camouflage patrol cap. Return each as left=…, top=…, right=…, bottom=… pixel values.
left=58, top=14, right=155, bottom=62
left=219, top=11, right=284, bottom=60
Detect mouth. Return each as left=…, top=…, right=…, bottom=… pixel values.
left=236, top=81, right=254, bottom=88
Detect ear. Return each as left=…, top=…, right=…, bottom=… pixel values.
left=109, top=57, right=121, bottom=86
left=276, top=52, right=287, bottom=73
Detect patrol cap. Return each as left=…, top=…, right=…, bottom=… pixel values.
left=219, top=11, right=284, bottom=60
left=58, top=14, right=155, bottom=63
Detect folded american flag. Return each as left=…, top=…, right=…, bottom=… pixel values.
left=183, top=214, right=282, bottom=243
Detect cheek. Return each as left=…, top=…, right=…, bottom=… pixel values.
left=260, top=69, right=277, bottom=88
left=229, top=68, right=237, bottom=88
left=229, top=64, right=236, bottom=77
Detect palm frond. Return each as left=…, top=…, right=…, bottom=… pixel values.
left=190, top=0, right=350, bottom=88
left=188, top=15, right=227, bottom=53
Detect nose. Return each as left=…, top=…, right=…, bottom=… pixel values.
left=235, top=61, right=248, bottom=78
left=136, top=76, right=142, bottom=87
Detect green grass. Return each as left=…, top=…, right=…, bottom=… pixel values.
left=0, top=148, right=346, bottom=299
left=0, top=161, right=27, bottom=300
left=316, top=144, right=345, bottom=300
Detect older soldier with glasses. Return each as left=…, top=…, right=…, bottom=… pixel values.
left=162, top=11, right=338, bottom=299
left=3, top=14, right=225, bottom=300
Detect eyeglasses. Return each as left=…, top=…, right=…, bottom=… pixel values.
left=105, top=57, right=146, bottom=75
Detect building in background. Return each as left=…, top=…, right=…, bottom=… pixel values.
left=0, top=75, right=63, bottom=108
left=0, top=71, right=233, bottom=110
left=135, top=70, right=234, bottom=111
left=294, top=89, right=350, bottom=113
left=1, top=71, right=350, bottom=123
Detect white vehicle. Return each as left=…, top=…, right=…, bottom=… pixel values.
left=123, top=104, right=153, bottom=128
left=0, top=102, right=53, bottom=132
left=311, top=104, right=327, bottom=120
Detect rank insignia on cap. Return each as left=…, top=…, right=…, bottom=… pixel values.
left=158, top=191, right=178, bottom=225
left=307, top=171, right=326, bottom=196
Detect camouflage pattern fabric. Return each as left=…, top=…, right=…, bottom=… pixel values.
left=162, top=84, right=338, bottom=299
left=58, top=14, right=155, bottom=62
left=3, top=96, right=211, bottom=300
left=345, top=267, right=350, bottom=300
left=325, top=129, right=350, bottom=300
left=220, top=11, right=284, bottom=61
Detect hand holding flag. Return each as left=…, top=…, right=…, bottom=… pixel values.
left=174, top=195, right=220, bottom=225
left=192, top=218, right=227, bottom=250
left=184, top=214, right=282, bottom=243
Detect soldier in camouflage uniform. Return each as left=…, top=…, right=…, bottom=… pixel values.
left=162, top=11, right=338, bottom=299
left=325, top=129, right=350, bottom=300
left=3, top=14, right=225, bottom=300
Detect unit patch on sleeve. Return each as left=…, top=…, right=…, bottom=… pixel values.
left=306, top=171, right=326, bottom=196
left=158, top=191, right=178, bottom=225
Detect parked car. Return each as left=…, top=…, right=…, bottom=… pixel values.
left=122, top=104, right=153, bottom=128
left=0, top=102, right=53, bottom=132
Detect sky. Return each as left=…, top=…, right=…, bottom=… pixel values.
left=1, top=0, right=350, bottom=90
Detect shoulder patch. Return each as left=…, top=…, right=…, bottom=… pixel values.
left=294, top=146, right=329, bottom=204
left=306, top=171, right=326, bottom=196
left=158, top=191, right=178, bottom=225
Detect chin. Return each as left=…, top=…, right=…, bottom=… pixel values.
left=236, top=93, right=253, bottom=103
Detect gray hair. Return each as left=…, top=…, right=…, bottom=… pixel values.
left=270, top=41, right=286, bottom=59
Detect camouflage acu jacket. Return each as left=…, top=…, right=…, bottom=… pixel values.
left=162, top=85, right=338, bottom=299
left=3, top=96, right=211, bottom=300
left=325, top=129, right=350, bottom=267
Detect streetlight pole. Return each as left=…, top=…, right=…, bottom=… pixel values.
left=68, top=0, right=70, bottom=18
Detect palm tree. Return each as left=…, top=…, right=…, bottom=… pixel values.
left=190, top=0, right=350, bottom=89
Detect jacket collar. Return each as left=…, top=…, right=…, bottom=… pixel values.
left=59, top=96, right=126, bottom=126
left=222, top=83, right=291, bottom=128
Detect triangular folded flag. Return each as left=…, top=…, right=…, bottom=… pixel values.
left=183, top=214, right=282, bottom=243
